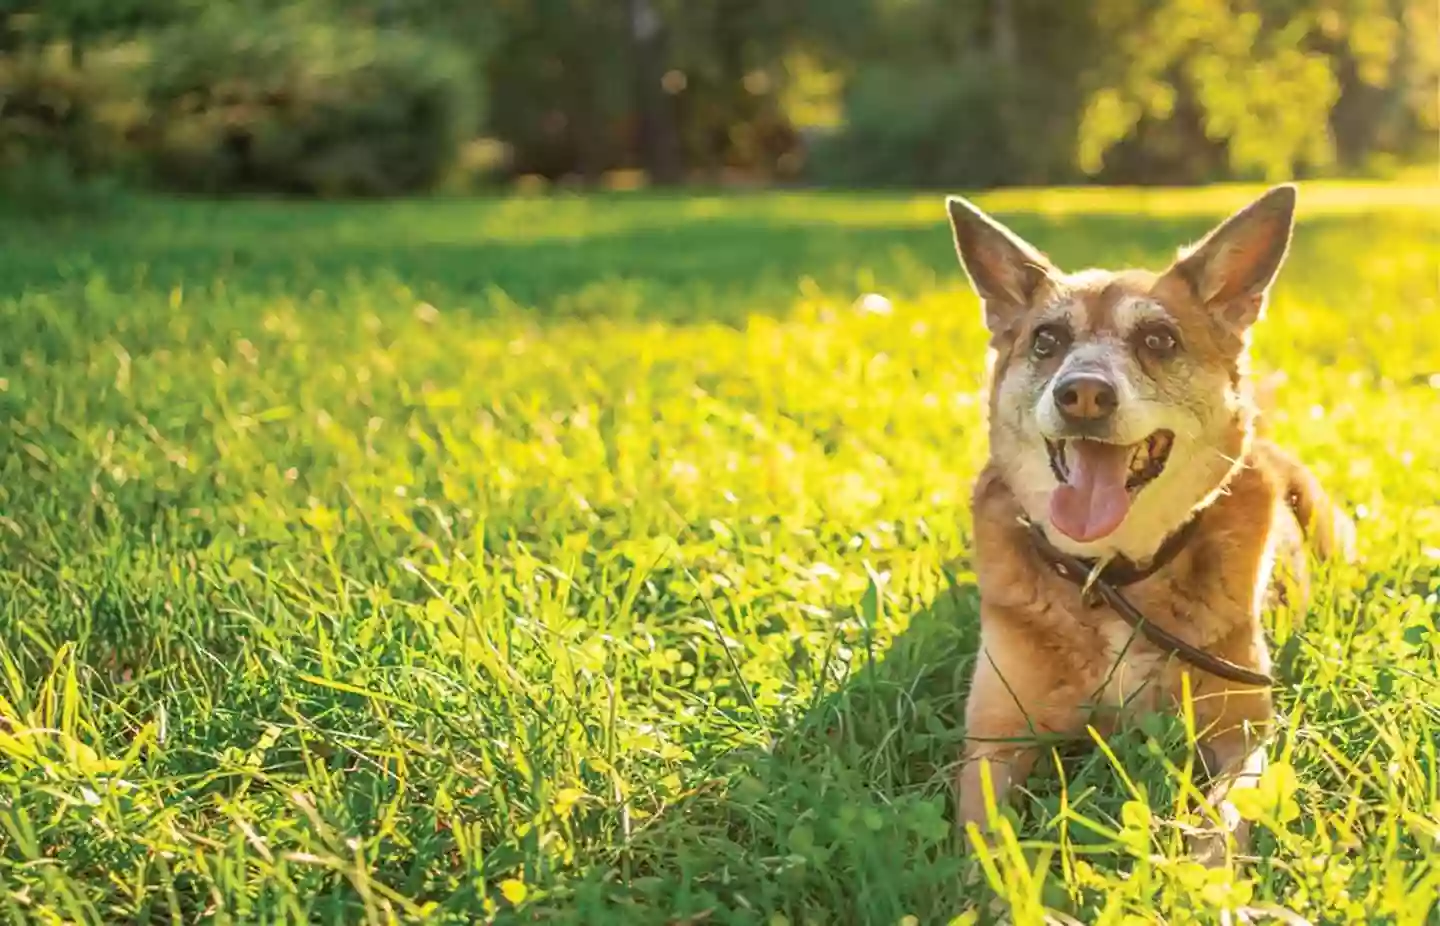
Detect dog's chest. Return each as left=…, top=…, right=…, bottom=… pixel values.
left=1053, top=554, right=1228, bottom=713
left=1091, top=617, right=1170, bottom=712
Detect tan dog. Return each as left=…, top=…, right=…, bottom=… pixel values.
left=947, top=186, right=1355, bottom=860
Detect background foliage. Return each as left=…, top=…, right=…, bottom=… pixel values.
left=141, top=5, right=478, bottom=196
left=0, top=0, right=1435, bottom=198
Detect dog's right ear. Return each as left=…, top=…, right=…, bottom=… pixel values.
left=946, top=196, right=1056, bottom=334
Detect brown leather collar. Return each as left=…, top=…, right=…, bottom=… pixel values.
left=1029, top=513, right=1203, bottom=589
left=1024, top=516, right=1274, bottom=688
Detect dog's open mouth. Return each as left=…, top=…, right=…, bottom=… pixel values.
left=1045, top=431, right=1174, bottom=543
left=1047, top=431, right=1174, bottom=491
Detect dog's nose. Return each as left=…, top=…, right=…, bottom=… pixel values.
left=1053, top=374, right=1118, bottom=423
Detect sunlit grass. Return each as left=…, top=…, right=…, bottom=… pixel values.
left=0, top=181, right=1436, bottom=923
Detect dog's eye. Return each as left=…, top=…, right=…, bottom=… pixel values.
left=1031, top=326, right=1068, bottom=359
left=1140, top=328, right=1178, bottom=357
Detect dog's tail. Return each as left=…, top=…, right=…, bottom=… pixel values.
left=1255, top=439, right=1359, bottom=565
left=1250, top=372, right=1358, bottom=564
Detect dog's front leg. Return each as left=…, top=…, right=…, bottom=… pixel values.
left=957, top=643, right=1075, bottom=841
left=957, top=740, right=1040, bottom=838
left=1191, top=719, right=1269, bottom=867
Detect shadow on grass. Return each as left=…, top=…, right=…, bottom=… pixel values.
left=0, top=197, right=1384, bottom=326
left=612, top=561, right=1260, bottom=923
left=597, top=573, right=989, bottom=922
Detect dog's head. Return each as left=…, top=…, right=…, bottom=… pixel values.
left=947, top=186, right=1297, bottom=561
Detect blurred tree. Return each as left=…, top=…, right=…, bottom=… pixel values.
left=484, top=0, right=630, bottom=180
left=1325, top=0, right=1438, bottom=171
left=630, top=0, right=682, bottom=183
left=799, top=0, right=1433, bottom=185
left=1076, top=0, right=1434, bottom=181
left=661, top=0, right=810, bottom=178
left=803, top=0, right=1099, bottom=187
left=485, top=0, right=814, bottom=181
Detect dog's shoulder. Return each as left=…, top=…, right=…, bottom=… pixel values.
left=1172, top=439, right=1353, bottom=625
left=1202, top=449, right=1284, bottom=555
left=1182, top=444, right=1310, bottom=588
left=970, top=463, right=1057, bottom=609
left=968, top=463, right=1031, bottom=599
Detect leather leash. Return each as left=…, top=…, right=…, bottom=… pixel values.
left=1024, top=518, right=1274, bottom=688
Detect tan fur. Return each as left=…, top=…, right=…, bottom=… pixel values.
left=946, top=187, right=1356, bottom=864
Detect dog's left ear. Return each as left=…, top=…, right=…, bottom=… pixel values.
left=1165, top=184, right=1296, bottom=330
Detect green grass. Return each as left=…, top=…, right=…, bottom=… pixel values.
left=0, top=182, right=1437, bottom=924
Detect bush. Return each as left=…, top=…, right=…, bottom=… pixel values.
left=142, top=7, right=480, bottom=196
left=805, top=60, right=1013, bottom=189
left=0, top=41, right=148, bottom=212
left=805, top=58, right=1080, bottom=189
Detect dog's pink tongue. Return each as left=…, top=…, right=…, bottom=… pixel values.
left=1049, top=441, right=1132, bottom=542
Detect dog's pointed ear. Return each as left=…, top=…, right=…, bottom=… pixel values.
left=946, top=196, right=1056, bottom=334
left=1165, top=184, right=1296, bottom=331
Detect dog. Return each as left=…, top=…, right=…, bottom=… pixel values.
left=946, top=185, right=1356, bottom=862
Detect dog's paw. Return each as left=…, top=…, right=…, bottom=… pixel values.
left=1186, top=827, right=1231, bottom=869
left=1181, top=804, right=1250, bottom=869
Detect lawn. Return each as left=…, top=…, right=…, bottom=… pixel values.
left=0, top=182, right=1437, bottom=924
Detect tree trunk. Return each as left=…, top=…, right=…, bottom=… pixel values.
left=991, top=0, right=1018, bottom=70
left=630, top=0, right=682, bottom=184
left=988, top=0, right=1021, bottom=181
